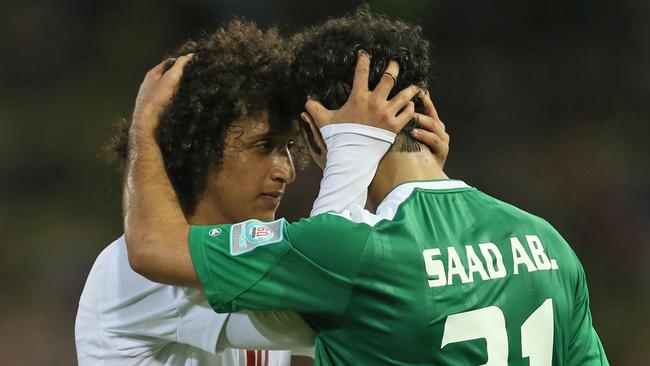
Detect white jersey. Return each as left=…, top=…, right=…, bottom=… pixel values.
left=76, top=236, right=292, bottom=365
left=75, top=124, right=394, bottom=365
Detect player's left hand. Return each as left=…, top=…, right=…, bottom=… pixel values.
left=411, top=91, right=450, bottom=168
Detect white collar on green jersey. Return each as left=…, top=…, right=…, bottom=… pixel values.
left=332, top=180, right=472, bottom=227
left=376, top=180, right=471, bottom=218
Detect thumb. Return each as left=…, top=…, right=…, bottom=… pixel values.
left=304, top=98, right=332, bottom=128
left=300, top=112, right=325, bottom=149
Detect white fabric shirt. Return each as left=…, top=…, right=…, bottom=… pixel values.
left=75, top=124, right=394, bottom=365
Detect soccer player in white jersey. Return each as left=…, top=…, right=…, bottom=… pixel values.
left=75, top=19, right=448, bottom=365
left=75, top=20, right=304, bottom=366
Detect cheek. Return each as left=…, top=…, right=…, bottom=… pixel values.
left=218, top=156, right=267, bottom=199
left=222, top=151, right=255, bottom=180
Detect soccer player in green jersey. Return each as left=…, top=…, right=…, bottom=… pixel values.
left=125, top=8, right=609, bottom=366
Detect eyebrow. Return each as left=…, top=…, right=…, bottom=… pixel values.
left=247, top=126, right=298, bottom=143
left=247, top=131, right=272, bottom=141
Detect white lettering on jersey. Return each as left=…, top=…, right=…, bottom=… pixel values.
left=447, top=247, right=471, bottom=285
left=526, top=235, right=559, bottom=270
left=479, top=242, right=507, bottom=279
left=466, top=245, right=490, bottom=282
left=511, top=237, right=538, bottom=275
left=423, top=248, right=447, bottom=287
left=422, top=235, right=559, bottom=287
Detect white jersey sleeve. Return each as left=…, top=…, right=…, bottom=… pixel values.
left=222, top=311, right=315, bottom=357
left=75, top=236, right=232, bottom=364
left=75, top=236, right=292, bottom=365
left=310, top=123, right=395, bottom=216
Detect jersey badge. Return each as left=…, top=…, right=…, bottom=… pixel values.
left=229, top=219, right=284, bottom=256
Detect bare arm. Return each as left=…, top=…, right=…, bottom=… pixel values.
left=123, top=55, right=199, bottom=286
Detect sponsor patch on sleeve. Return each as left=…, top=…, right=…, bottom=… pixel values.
left=229, top=219, right=284, bottom=256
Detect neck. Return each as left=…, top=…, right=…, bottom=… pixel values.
left=188, top=198, right=228, bottom=226
left=366, top=149, right=447, bottom=212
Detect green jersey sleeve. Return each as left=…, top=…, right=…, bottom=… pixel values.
left=189, top=214, right=373, bottom=318
left=568, top=260, right=609, bottom=365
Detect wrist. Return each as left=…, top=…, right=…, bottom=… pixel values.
left=130, top=107, right=163, bottom=136
left=127, top=126, right=158, bottom=158
left=128, top=118, right=157, bottom=141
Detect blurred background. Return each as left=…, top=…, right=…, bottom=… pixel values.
left=1, top=0, right=648, bottom=364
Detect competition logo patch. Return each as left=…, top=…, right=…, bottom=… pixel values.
left=229, top=219, right=284, bottom=256
left=246, top=224, right=274, bottom=243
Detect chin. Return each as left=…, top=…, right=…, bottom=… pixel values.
left=253, top=211, right=275, bottom=222
left=261, top=213, right=276, bottom=222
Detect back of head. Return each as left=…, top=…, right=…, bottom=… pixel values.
left=113, top=19, right=295, bottom=216
left=287, top=5, right=432, bottom=152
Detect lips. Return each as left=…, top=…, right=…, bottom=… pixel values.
left=261, top=191, right=284, bottom=206
left=262, top=191, right=284, bottom=199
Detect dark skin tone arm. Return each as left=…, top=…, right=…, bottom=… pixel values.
left=124, top=51, right=449, bottom=286
left=123, top=54, right=197, bottom=286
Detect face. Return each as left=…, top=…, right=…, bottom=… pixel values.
left=193, top=112, right=296, bottom=224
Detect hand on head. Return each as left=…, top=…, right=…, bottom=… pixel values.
left=130, top=54, right=194, bottom=136
left=411, top=91, right=450, bottom=168
left=301, top=50, right=450, bottom=169
left=301, top=49, right=421, bottom=133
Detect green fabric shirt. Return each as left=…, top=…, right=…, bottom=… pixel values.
left=189, top=180, right=608, bottom=365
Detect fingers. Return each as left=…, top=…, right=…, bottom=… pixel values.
left=412, top=110, right=450, bottom=168
left=421, top=91, right=439, bottom=121
left=388, top=85, right=422, bottom=114
left=304, top=98, right=333, bottom=128
left=145, top=59, right=170, bottom=80
left=413, top=112, right=447, bottom=138
left=394, top=102, right=415, bottom=130
left=161, top=53, right=194, bottom=86
left=412, top=128, right=446, bottom=152
left=351, top=50, right=371, bottom=95
left=374, top=60, right=399, bottom=98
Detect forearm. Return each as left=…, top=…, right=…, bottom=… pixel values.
left=310, top=124, right=395, bottom=216
left=123, top=127, right=196, bottom=286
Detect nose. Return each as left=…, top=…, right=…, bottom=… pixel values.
left=270, top=148, right=296, bottom=184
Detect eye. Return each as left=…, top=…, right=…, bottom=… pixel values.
left=253, top=139, right=273, bottom=152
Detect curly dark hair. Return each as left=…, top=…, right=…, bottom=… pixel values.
left=287, top=5, right=432, bottom=153
left=112, top=19, right=300, bottom=216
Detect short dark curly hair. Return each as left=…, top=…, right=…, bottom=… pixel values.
left=287, top=5, right=431, bottom=152
left=112, top=19, right=299, bottom=216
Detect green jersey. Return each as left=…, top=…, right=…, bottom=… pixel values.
left=190, top=180, right=608, bottom=365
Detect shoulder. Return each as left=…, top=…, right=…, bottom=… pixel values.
left=473, top=191, right=584, bottom=263
left=287, top=210, right=377, bottom=243
left=282, top=211, right=376, bottom=274
left=80, top=235, right=195, bottom=330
